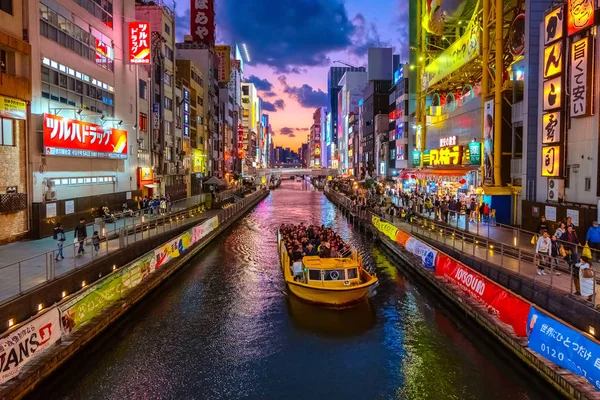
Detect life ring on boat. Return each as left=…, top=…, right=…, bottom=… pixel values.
left=330, top=270, right=340, bottom=280
left=343, top=280, right=350, bottom=286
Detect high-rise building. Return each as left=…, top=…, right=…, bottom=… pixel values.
left=0, top=1, right=32, bottom=243
left=29, top=0, right=140, bottom=238
left=136, top=2, right=180, bottom=197
left=241, top=82, right=261, bottom=173
left=327, top=66, right=365, bottom=168
left=338, top=71, right=367, bottom=174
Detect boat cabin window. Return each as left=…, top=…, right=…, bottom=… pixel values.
left=324, top=269, right=346, bottom=281
left=308, top=269, right=321, bottom=281
left=347, top=268, right=358, bottom=279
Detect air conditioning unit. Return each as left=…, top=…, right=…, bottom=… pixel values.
left=45, top=190, right=57, bottom=201
left=547, top=178, right=564, bottom=202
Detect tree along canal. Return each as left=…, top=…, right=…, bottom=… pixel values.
left=28, top=180, right=562, bottom=400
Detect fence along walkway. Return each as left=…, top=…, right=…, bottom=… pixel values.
left=326, top=189, right=599, bottom=308
left=0, top=195, right=216, bottom=304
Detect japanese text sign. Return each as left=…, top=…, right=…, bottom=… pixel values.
left=543, top=41, right=563, bottom=78
left=0, top=96, right=26, bottom=120
left=570, top=37, right=592, bottom=118
left=545, top=6, right=565, bottom=45
left=214, top=45, right=231, bottom=83
left=527, top=306, right=600, bottom=391
left=190, top=0, right=215, bottom=45
left=541, top=145, right=561, bottom=177
left=567, top=0, right=595, bottom=36
left=542, top=112, right=562, bottom=144
left=128, top=22, right=150, bottom=64
left=43, top=114, right=128, bottom=159
left=439, top=136, right=457, bottom=147
left=430, top=145, right=463, bottom=166
left=543, top=76, right=562, bottom=111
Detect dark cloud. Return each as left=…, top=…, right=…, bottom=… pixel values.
left=217, top=0, right=354, bottom=72
left=247, top=75, right=273, bottom=91
left=264, top=91, right=277, bottom=98
left=174, top=11, right=190, bottom=39
left=350, top=13, right=389, bottom=58
left=262, top=99, right=285, bottom=112
left=395, top=4, right=410, bottom=60
left=279, top=76, right=328, bottom=109
left=274, top=99, right=286, bottom=110
left=279, top=127, right=296, bottom=137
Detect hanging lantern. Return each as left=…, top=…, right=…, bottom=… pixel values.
left=401, top=173, right=410, bottom=179
left=459, top=178, right=467, bottom=185
left=411, top=174, right=417, bottom=179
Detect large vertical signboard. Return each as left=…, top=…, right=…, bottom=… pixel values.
left=540, top=6, right=566, bottom=183
left=570, top=36, right=593, bottom=117
left=128, top=22, right=150, bottom=64
left=190, top=0, right=215, bottom=45
left=483, top=100, right=494, bottom=186
left=214, top=45, right=232, bottom=83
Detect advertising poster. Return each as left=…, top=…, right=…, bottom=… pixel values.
left=545, top=205, right=557, bottom=222
left=469, top=141, right=481, bottom=165
left=483, top=100, right=494, bottom=186
left=405, top=237, right=437, bottom=269
left=127, top=22, right=150, bottom=64
left=0, top=96, right=26, bottom=120
left=0, top=308, right=62, bottom=384
left=120, top=251, right=156, bottom=291
left=527, top=306, right=600, bottom=391
left=436, top=254, right=530, bottom=337
left=371, top=215, right=398, bottom=241
left=566, top=209, right=579, bottom=226
left=395, top=230, right=411, bottom=247
left=43, top=114, right=128, bottom=159
left=60, top=273, right=124, bottom=333
left=46, top=203, right=57, bottom=218
left=65, top=200, right=75, bottom=215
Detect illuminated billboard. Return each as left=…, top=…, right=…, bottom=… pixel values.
left=191, top=0, right=215, bottom=45
left=128, top=22, right=150, bottom=64
left=43, top=114, right=127, bottom=159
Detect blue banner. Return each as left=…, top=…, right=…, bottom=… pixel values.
left=527, top=306, right=600, bottom=391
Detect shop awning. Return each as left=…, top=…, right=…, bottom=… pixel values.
left=144, top=184, right=158, bottom=188
left=415, top=166, right=479, bottom=178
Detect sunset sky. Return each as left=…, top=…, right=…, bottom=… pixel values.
left=175, top=0, right=408, bottom=149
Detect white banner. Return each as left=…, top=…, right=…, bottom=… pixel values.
left=0, top=308, right=62, bottom=384
left=405, top=237, right=438, bottom=269
left=570, top=37, right=592, bottom=118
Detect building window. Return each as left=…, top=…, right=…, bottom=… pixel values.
left=73, top=0, right=113, bottom=29
left=0, top=0, right=12, bottom=15
left=164, top=45, right=173, bottom=61
left=139, top=79, right=147, bottom=99
left=164, top=96, right=173, bottom=111
left=164, top=23, right=171, bottom=35
left=585, top=177, right=592, bottom=191
left=0, top=50, right=6, bottom=73
left=139, top=113, right=148, bottom=132
left=242, top=86, right=249, bottom=96
left=164, top=73, right=172, bottom=86
left=0, top=118, right=13, bottom=146
left=164, top=120, right=171, bottom=135
left=243, top=109, right=249, bottom=118
left=165, top=146, right=172, bottom=161
left=41, top=63, right=115, bottom=116
left=197, top=96, right=203, bottom=106
left=39, top=2, right=114, bottom=71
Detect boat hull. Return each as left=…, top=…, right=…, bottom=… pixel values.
left=286, top=281, right=373, bottom=307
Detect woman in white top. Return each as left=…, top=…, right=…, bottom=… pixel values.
left=578, top=256, right=595, bottom=301
left=536, top=231, right=552, bottom=275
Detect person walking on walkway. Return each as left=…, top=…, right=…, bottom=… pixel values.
left=578, top=256, right=595, bottom=302
left=469, top=198, right=477, bottom=223
left=53, top=223, right=66, bottom=261
left=74, top=218, right=87, bottom=255
left=585, top=221, right=600, bottom=261
left=564, top=247, right=581, bottom=295
left=560, top=225, right=581, bottom=255
left=536, top=230, right=551, bottom=275
left=91, top=231, right=101, bottom=253
left=536, top=216, right=549, bottom=235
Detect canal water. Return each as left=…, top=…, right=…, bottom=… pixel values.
left=29, top=181, right=562, bottom=400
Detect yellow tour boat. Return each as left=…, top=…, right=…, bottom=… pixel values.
left=277, top=230, right=378, bottom=306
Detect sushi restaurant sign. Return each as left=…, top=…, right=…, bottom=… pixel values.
left=43, top=114, right=128, bottom=159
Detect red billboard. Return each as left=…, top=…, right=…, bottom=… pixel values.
left=43, top=114, right=128, bottom=159
left=128, top=22, right=150, bottom=64
left=435, top=254, right=530, bottom=337
left=190, top=0, right=215, bottom=45
left=567, top=0, right=595, bottom=36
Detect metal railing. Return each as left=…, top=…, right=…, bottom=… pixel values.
left=0, top=190, right=267, bottom=305
left=324, top=187, right=597, bottom=305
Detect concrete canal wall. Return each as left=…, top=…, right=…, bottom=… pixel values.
left=327, top=192, right=600, bottom=400
left=0, top=189, right=269, bottom=400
